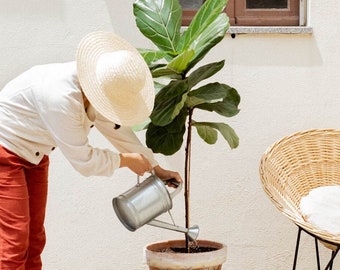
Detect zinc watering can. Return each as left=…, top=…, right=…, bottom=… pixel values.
left=112, top=174, right=199, bottom=241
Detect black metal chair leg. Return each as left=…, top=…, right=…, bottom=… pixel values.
left=293, top=227, right=302, bottom=270
left=324, top=248, right=339, bottom=270
left=315, top=238, right=321, bottom=270
left=330, top=250, right=335, bottom=270
left=292, top=226, right=339, bottom=270
left=329, top=251, right=333, bottom=270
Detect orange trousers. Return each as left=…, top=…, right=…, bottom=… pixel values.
left=0, top=145, right=49, bottom=270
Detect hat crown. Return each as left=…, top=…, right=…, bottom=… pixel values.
left=76, top=31, right=155, bottom=126
left=96, top=50, right=146, bottom=101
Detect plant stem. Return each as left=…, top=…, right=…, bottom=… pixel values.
left=185, top=108, right=193, bottom=252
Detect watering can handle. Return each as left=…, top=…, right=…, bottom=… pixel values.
left=165, top=178, right=183, bottom=199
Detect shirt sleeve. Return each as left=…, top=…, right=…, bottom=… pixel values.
left=94, top=112, right=159, bottom=168
left=37, top=87, right=121, bottom=177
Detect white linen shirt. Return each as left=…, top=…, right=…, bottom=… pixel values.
left=0, top=62, right=157, bottom=176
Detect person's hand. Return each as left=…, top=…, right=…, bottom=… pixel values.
left=119, top=153, right=153, bottom=176
left=153, top=165, right=183, bottom=188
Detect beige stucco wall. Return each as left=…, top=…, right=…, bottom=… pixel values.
left=1, top=0, right=339, bottom=269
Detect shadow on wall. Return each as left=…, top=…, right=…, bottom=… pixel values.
left=104, top=0, right=133, bottom=38
left=103, top=0, right=159, bottom=47
left=227, top=34, right=322, bottom=67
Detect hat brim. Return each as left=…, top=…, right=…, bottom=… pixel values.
left=76, top=31, right=155, bottom=126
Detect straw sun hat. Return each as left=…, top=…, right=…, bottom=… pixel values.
left=76, top=31, right=155, bottom=126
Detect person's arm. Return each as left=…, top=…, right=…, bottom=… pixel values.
left=119, top=152, right=152, bottom=176
left=94, top=112, right=158, bottom=167
left=153, top=165, right=182, bottom=186
left=94, top=112, right=182, bottom=183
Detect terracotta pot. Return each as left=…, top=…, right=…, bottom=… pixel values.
left=144, top=239, right=227, bottom=270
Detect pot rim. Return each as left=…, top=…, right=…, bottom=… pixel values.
left=144, top=239, right=227, bottom=269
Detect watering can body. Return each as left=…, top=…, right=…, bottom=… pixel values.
left=112, top=174, right=199, bottom=241
left=112, top=175, right=175, bottom=231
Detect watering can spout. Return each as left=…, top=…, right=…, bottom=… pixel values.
left=187, top=224, right=200, bottom=242
left=148, top=220, right=199, bottom=241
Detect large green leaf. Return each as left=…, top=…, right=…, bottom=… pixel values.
left=150, top=79, right=189, bottom=126
left=139, top=49, right=168, bottom=65
left=186, top=82, right=231, bottom=108
left=146, top=108, right=188, bottom=155
left=196, top=86, right=240, bottom=117
left=193, top=121, right=239, bottom=149
left=186, top=14, right=229, bottom=71
left=133, top=0, right=181, bottom=53
left=177, top=0, right=229, bottom=71
left=179, top=0, right=228, bottom=50
left=167, top=49, right=195, bottom=73
left=195, top=124, right=218, bottom=144
left=151, top=65, right=183, bottom=78
left=187, top=60, right=225, bottom=87
left=181, top=61, right=227, bottom=109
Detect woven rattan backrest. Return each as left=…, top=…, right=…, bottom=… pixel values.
left=260, top=129, right=340, bottom=220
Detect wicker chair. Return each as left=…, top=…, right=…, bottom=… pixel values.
left=259, top=129, right=340, bottom=270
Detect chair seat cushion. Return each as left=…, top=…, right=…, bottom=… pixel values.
left=300, top=185, right=340, bottom=235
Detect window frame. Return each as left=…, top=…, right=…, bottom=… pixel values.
left=233, top=0, right=299, bottom=26
left=181, top=0, right=304, bottom=27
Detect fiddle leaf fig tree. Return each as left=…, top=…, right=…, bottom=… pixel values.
left=133, top=0, right=240, bottom=247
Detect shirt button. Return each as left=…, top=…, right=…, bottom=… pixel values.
left=90, top=124, right=94, bottom=128
left=51, top=147, right=55, bottom=151
left=35, top=152, right=40, bottom=156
